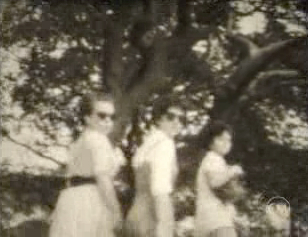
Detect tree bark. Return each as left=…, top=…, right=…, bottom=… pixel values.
left=103, top=19, right=124, bottom=101
left=211, top=36, right=305, bottom=120
left=176, top=0, right=193, bottom=34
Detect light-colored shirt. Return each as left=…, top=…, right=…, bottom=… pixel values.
left=132, top=128, right=178, bottom=196
left=201, top=151, right=233, bottom=189
left=66, top=128, right=126, bottom=177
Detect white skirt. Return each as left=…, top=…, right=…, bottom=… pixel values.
left=49, top=184, right=116, bottom=237
left=195, top=199, right=236, bottom=237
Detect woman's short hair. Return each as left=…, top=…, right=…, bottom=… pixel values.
left=195, top=120, right=232, bottom=150
left=80, top=92, right=113, bottom=118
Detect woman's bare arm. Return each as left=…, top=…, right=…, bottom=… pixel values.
left=96, top=173, right=122, bottom=220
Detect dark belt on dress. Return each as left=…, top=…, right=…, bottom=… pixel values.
left=66, top=176, right=96, bottom=188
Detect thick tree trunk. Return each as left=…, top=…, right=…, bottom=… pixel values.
left=103, top=19, right=124, bottom=100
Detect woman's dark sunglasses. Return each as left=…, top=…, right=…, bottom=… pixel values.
left=96, top=112, right=116, bottom=121
left=166, top=112, right=185, bottom=123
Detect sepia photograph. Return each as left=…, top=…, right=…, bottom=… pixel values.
left=1, top=0, right=307, bottom=236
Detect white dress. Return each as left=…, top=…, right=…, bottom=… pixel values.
left=49, top=129, right=125, bottom=237
left=195, top=151, right=237, bottom=237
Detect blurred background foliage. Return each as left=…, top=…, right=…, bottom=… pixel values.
left=1, top=0, right=308, bottom=236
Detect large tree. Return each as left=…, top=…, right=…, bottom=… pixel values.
left=1, top=0, right=308, bottom=235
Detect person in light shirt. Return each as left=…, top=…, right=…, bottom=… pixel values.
left=49, top=93, right=125, bottom=237
left=195, top=121, right=244, bottom=237
left=124, top=98, right=184, bottom=237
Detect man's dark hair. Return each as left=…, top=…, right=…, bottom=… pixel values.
left=151, top=95, right=182, bottom=125
left=79, top=92, right=113, bottom=122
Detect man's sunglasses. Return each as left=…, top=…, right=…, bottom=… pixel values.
left=96, top=112, right=116, bottom=121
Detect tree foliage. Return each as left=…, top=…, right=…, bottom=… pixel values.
left=1, top=0, right=308, bottom=235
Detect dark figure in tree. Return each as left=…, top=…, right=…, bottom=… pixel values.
left=125, top=17, right=167, bottom=93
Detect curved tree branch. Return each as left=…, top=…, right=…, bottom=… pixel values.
left=3, top=132, right=65, bottom=167
left=237, top=69, right=300, bottom=104
left=226, top=34, right=259, bottom=58
left=226, top=37, right=305, bottom=94
left=281, top=37, right=308, bottom=75
left=211, top=36, right=306, bottom=120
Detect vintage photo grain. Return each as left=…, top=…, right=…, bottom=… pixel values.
left=1, top=0, right=307, bottom=236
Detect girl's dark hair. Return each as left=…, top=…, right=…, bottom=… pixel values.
left=194, top=120, right=232, bottom=150
left=186, top=120, right=232, bottom=179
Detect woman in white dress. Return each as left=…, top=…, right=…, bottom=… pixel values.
left=195, top=121, right=244, bottom=237
left=124, top=100, right=184, bottom=237
left=49, top=93, right=125, bottom=237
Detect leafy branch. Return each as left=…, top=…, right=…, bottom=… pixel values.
left=2, top=129, right=66, bottom=167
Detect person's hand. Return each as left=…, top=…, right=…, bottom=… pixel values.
left=215, top=175, right=247, bottom=203
left=113, top=218, right=124, bottom=237
left=231, top=165, right=244, bottom=178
